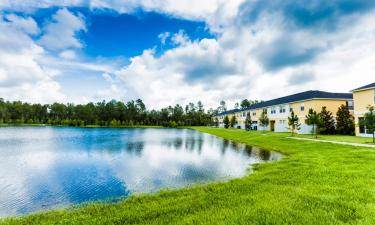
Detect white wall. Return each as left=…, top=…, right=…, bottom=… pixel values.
left=299, top=124, right=313, bottom=134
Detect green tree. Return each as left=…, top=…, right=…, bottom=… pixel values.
left=230, top=115, right=237, bottom=128
left=320, top=106, right=335, bottom=135
left=240, top=99, right=251, bottom=109
left=223, top=115, right=230, bottom=128
left=336, top=104, right=355, bottom=135
left=288, top=110, right=300, bottom=136
left=218, top=100, right=227, bottom=113
left=213, top=117, right=219, bottom=127
left=245, top=112, right=252, bottom=130
left=259, top=111, right=269, bottom=132
left=305, top=109, right=321, bottom=138
left=362, top=106, right=375, bottom=143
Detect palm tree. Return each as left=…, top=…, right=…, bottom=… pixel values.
left=305, top=109, right=321, bottom=139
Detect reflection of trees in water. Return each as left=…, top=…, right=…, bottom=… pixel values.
left=242, top=145, right=253, bottom=157
left=126, top=141, right=145, bottom=156
left=257, top=149, right=271, bottom=160
left=162, top=138, right=184, bottom=150
left=221, top=139, right=230, bottom=155
left=173, top=138, right=183, bottom=150
left=185, top=137, right=196, bottom=152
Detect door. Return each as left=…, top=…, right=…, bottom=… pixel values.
left=270, top=120, right=275, bottom=132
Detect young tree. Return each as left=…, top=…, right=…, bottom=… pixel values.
left=223, top=115, right=230, bottom=128
left=305, top=109, right=321, bottom=138
left=259, top=111, right=269, bottom=132
left=336, top=104, right=355, bottom=135
left=245, top=112, right=252, bottom=130
left=230, top=115, right=237, bottom=128
left=362, top=106, right=375, bottom=143
left=320, top=106, right=335, bottom=135
left=288, top=110, right=300, bottom=136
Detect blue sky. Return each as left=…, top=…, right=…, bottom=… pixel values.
left=0, top=1, right=375, bottom=108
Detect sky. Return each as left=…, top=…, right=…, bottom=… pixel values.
left=0, top=1, right=375, bottom=109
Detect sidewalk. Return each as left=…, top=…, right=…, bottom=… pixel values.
left=286, top=137, right=375, bottom=148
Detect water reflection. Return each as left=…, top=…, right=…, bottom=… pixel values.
left=0, top=127, right=281, bottom=217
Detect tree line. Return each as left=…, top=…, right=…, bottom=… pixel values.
left=0, top=98, right=214, bottom=127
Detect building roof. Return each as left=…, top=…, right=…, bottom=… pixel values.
left=352, top=82, right=375, bottom=92
left=216, top=90, right=352, bottom=116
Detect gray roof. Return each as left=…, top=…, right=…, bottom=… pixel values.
left=352, top=82, right=375, bottom=92
left=217, top=90, right=352, bottom=116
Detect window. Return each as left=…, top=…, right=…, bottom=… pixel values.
left=252, top=112, right=256, bottom=116
left=300, top=104, right=305, bottom=111
left=279, top=105, right=286, bottom=113
left=373, top=90, right=375, bottom=103
left=359, top=117, right=366, bottom=134
left=290, top=108, right=293, bottom=112
left=271, top=107, right=276, bottom=114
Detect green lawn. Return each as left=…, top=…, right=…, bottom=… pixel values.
left=296, top=133, right=375, bottom=144
left=2, top=128, right=375, bottom=225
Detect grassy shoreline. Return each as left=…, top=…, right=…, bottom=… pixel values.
left=2, top=128, right=375, bottom=224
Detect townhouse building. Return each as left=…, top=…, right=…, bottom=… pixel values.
left=352, top=82, right=375, bottom=137
left=215, top=90, right=353, bottom=134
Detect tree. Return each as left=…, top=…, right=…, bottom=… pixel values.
left=223, top=115, right=230, bottom=128
left=240, top=99, right=251, bottom=109
left=362, top=106, right=375, bottom=143
left=259, top=111, right=269, bottom=132
left=218, top=100, right=227, bottom=113
left=245, top=112, right=252, bottom=130
left=213, top=117, right=219, bottom=127
left=230, top=115, right=237, bottom=128
left=234, top=102, right=239, bottom=109
left=319, top=106, right=335, bottom=135
left=336, top=104, right=355, bottom=135
left=288, top=110, right=300, bottom=136
left=305, top=109, right=321, bottom=138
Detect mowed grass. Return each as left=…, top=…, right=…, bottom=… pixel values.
left=296, top=133, right=375, bottom=144
left=2, top=127, right=375, bottom=225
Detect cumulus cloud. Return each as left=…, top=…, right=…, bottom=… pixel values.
left=0, top=15, right=65, bottom=102
left=39, top=8, right=86, bottom=51
left=1, top=0, right=375, bottom=108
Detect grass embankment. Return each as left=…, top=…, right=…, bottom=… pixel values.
left=2, top=128, right=375, bottom=225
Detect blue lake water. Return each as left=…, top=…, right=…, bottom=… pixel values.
left=0, top=127, right=280, bottom=217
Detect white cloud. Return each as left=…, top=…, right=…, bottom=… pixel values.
left=1, top=1, right=375, bottom=109
left=0, top=15, right=65, bottom=102
left=39, top=8, right=86, bottom=50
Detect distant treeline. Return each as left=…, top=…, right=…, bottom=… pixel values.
left=0, top=98, right=214, bottom=127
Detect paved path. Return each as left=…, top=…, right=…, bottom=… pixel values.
left=286, top=137, right=375, bottom=148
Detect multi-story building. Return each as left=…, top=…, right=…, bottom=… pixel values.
left=352, top=82, right=375, bottom=137
left=215, top=90, right=353, bottom=134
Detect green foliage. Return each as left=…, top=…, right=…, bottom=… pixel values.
left=4, top=128, right=375, bottom=225
left=305, top=109, right=321, bottom=138
left=230, top=116, right=237, bottom=128
left=362, top=106, right=375, bottom=143
left=288, top=110, right=300, bottom=136
left=336, top=104, right=355, bottom=135
left=259, top=111, right=269, bottom=131
left=319, top=107, right=335, bottom=135
left=0, top=98, right=213, bottom=128
left=245, top=113, right=252, bottom=130
left=223, top=116, right=230, bottom=129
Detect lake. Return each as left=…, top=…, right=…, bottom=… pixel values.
left=0, top=127, right=280, bottom=217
